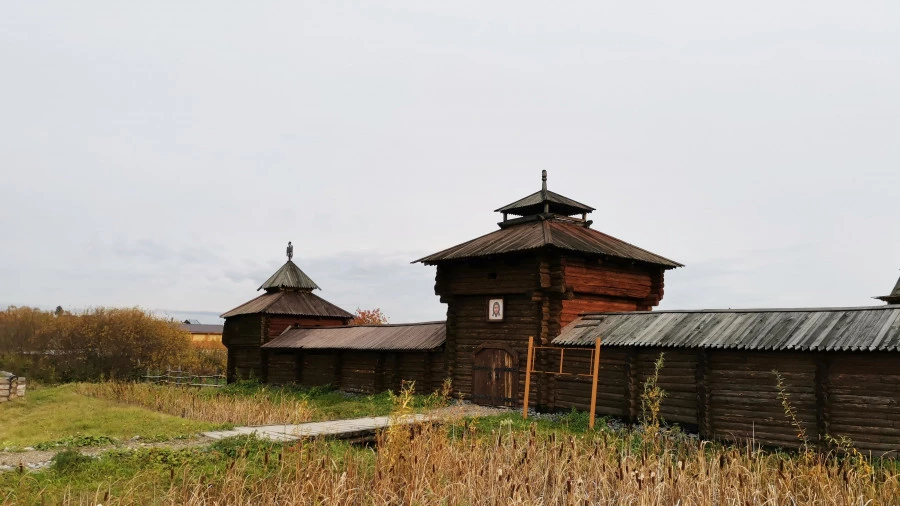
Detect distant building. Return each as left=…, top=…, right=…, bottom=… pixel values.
left=178, top=322, right=224, bottom=345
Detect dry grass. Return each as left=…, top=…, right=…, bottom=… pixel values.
left=74, top=382, right=316, bottom=426
left=21, top=384, right=896, bottom=505
left=27, top=419, right=897, bottom=505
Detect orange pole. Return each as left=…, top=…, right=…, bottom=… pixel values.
left=522, top=336, right=534, bottom=419
left=588, top=337, right=602, bottom=429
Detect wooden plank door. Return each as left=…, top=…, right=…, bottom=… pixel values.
left=472, top=346, right=519, bottom=407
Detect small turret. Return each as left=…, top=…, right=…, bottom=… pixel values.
left=494, top=170, right=595, bottom=225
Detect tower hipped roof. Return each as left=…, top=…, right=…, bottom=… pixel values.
left=416, top=171, right=681, bottom=268
left=415, top=217, right=682, bottom=268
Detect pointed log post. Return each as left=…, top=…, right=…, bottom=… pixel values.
left=522, top=336, right=534, bottom=420
left=589, top=337, right=602, bottom=429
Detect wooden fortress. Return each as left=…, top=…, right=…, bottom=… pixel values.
left=222, top=171, right=900, bottom=456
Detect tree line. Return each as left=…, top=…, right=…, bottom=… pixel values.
left=0, top=306, right=224, bottom=383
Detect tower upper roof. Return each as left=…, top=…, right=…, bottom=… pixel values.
left=416, top=171, right=681, bottom=268
left=494, top=170, right=595, bottom=218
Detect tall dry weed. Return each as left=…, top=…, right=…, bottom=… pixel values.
left=75, top=382, right=314, bottom=426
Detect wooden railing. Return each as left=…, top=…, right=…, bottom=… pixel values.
left=143, top=369, right=226, bottom=388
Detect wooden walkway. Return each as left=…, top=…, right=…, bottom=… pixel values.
left=202, top=414, right=430, bottom=443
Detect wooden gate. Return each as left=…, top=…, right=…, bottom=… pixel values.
left=472, top=344, right=519, bottom=407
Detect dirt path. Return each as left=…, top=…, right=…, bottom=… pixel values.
left=0, top=436, right=215, bottom=471
left=0, top=402, right=511, bottom=472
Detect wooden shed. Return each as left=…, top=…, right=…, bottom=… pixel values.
left=552, top=306, right=900, bottom=457
left=261, top=322, right=446, bottom=393
left=221, top=253, right=353, bottom=381
left=416, top=171, right=681, bottom=407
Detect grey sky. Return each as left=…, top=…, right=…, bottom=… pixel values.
left=2, top=2, right=898, bottom=324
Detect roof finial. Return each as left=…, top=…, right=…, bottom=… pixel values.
left=286, top=241, right=293, bottom=261
left=541, top=170, right=547, bottom=192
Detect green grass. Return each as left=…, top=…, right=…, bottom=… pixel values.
left=0, top=435, right=363, bottom=504
left=0, top=384, right=224, bottom=450
left=476, top=409, right=595, bottom=434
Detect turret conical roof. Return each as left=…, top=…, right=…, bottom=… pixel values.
left=258, top=260, right=320, bottom=292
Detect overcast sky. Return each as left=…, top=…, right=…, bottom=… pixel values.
left=2, top=2, right=898, bottom=324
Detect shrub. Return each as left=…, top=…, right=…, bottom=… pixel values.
left=50, top=449, right=94, bottom=474
left=0, top=306, right=216, bottom=382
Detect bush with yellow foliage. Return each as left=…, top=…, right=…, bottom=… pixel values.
left=0, top=306, right=224, bottom=382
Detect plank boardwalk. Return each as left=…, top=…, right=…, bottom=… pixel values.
left=202, top=414, right=430, bottom=442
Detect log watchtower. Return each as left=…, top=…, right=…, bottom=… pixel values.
left=221, top=245, right=353, bottom=381
left=416, top=171, right=682, bottom=408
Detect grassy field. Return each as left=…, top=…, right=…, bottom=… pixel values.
left=2, top=381, right=898, bottom=505
left=1, top=380, right=444, bottom=451
left=3, top=408, right=898, bottom=504
left=0, top=384, right=224, bottom=450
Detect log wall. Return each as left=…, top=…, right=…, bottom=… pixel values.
left=224, top=315, right=265, bottom=381
left=707, top=352, right=817, bottom=449
left=551, top=346, right=900, bottom=457
left=264, top=349, right=447, bottom=395
left=265, top=316, right=347, bottom=342
left=228, top=345, right=263, bottom=381
left=265, top=351, right=298, bottom=386
left=224, top=313, right=349, bottom=382
left=300, top=351, right=339, bottom=387
left=827, top=353, right=900, bottom=456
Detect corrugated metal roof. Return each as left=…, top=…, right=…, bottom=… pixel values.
left=220, top=291, right=353, bottom=319
left=552, top=305, right=900, bottom=352
left=262, top=321, right=446, bottom=351
left=179, top=324, right=224, bottom=334
left=415, top=218, right=682, bottom=268
left=258, top=260, right=320, bottom=292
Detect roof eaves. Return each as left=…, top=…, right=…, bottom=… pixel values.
left=582, top=227, right=684, bottom=268
left=220, top=292, right=280, bottom=318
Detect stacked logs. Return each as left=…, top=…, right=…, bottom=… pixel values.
left=0, top=371, right=26, bottom=403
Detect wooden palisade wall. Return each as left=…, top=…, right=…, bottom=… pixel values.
left=262, top=349, right=446, bottom=395
left=549, top=346, right=899, bottom=457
